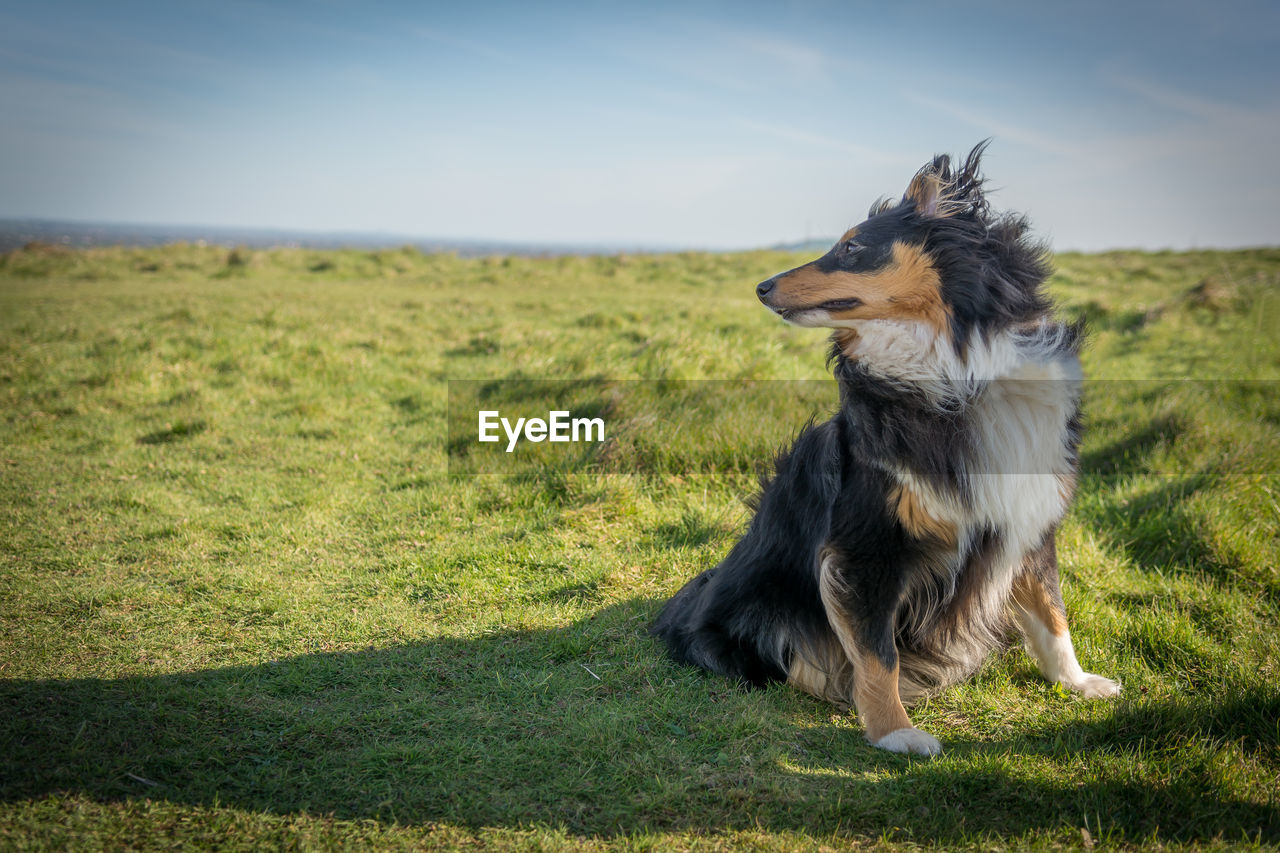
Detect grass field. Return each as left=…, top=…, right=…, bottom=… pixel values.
left=1, top=242, right=1278, bottom=851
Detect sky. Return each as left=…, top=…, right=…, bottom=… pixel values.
left=2, top=1, right=1278, bottom=251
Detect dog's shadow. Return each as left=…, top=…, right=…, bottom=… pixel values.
left=3, top=599, right=1276, bottom=842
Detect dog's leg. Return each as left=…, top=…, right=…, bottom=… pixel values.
left=818, top=552, right=942, bottom=755
left=1011, top=534, right=1120, bottom=698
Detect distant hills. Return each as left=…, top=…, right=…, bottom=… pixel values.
left=770, top=238, right=835, bottom=254
left=0, top=219, right=734, bottom=256
left=0, top=218, right=838, bottom=256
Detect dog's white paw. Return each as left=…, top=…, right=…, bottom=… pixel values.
left=1064, top=673, right=1121, bottom=698
left=874, top=727, right=943, bottom=756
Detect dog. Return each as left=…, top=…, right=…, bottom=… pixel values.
left=652, top=143, right=1120, bottom=755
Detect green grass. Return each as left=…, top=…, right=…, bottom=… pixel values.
left=1, top=242, right=1278, bottom=850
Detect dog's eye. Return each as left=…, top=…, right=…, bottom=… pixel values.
left=844, top=241, right=865, bottom=256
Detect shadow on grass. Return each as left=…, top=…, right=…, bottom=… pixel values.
left=649, top=510, right=733, bottom=550
left=1077, top=412, right=1266, bottom=594
left=1078, top=412, right=1187, bottom=477
left=136, top=419, right=208, bottom=445
left=1081, top=469, right=1236, bottom=580
left=3, top=599, right=1277, bottom=843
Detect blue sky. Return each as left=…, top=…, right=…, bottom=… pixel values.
left=2, top=1, right=1278, bottom=250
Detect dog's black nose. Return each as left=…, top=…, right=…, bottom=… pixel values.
left=756, top=278, right=776, bottom=302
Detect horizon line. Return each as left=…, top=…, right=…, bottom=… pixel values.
left=1, top=216, right=1274, bottom=257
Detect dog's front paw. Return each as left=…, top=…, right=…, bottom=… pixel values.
left=874, top=727, right=942, bottom=756
left=1064, top=672, right=1121, bottom=699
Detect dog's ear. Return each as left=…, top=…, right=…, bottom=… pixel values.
left=904, top=161, right=948, bottom=218
left=904, top=142, right=990, bottom=220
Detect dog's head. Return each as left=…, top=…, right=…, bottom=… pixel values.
left=757, top=142, right=1052, bottom=354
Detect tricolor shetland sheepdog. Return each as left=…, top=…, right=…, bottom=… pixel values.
left=652, top=143, right=1120, bottom=756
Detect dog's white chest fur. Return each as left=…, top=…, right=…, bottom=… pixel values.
left=961, top=356, right=1080, bottom=553
left=854, top=319, right=1081, bottom=556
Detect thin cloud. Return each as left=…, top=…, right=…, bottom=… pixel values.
left=619, top=47, right=760, bottom=95
left=1088, top=66, right=1280, bottom=170
left=721, top=32, right=833, bottom=83
left=608, top=16, right=844, bottom=95
left=1103, top=69, right=1269, bottom=123
left=903, top=91, right=1078, bottom=159
left=0, top=72, right=196, bottom=142
left=732, top=116, right=915, bottom=165
left=413, top=27, right=518, bottom=64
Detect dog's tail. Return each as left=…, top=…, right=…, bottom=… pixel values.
left=652, top=421, right=844, bottom=689
left=651, top=566, right=792, bottom=689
